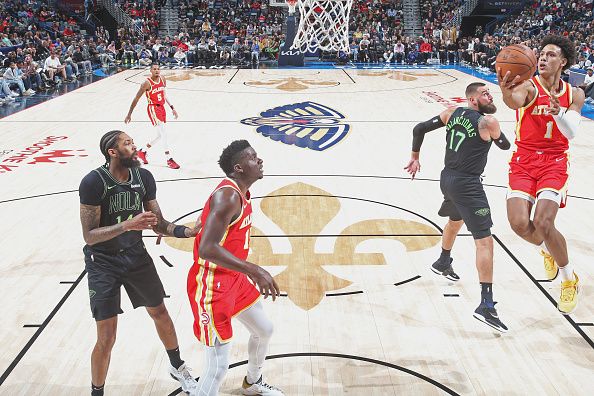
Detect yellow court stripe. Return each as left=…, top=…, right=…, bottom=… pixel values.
left=305, top=106, right=323, bottom=115
left=296, top=128, right=314, bottom=138
left=310, top=128, right=329, bottom=141
left=284, top=127, right=301, bottom=135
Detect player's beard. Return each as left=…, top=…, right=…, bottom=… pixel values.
left=119, top=150, right=141, bottom=168
left=478, top=101, right=497, bottom=114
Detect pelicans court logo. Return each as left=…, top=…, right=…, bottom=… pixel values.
left=162, top=183, right=441, bottom=310
left=241, top=102, right=350, bottom=151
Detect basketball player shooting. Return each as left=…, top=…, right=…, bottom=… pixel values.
left=124, top=64, right=181, bottom=169
left=498, top=35, right=585, bottom=314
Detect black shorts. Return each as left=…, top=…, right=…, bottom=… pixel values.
left=439, top=168, right=493, bottom=239
left=84, top=242, right=166, bottom=321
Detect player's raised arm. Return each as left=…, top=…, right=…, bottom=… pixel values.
left=498, top=70, right=535, bottom=110
left=404, top=106, right=455, bottom=179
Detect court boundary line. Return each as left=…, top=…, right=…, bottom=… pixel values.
left=0, top=270, right=87, bottom=386
left=1, top=185, right=592, bottom=389
left=166, top=352, right=461, bottom=396
left=2, top=174, right=593, bottom=205
left=493, top=234, right=594, bottom=349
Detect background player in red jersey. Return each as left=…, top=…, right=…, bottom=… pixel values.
left=124, top=64, right=181, bottom=169
left=498, top=35, right=585, bottom=314
left=187, top=140, right=283, bottom=396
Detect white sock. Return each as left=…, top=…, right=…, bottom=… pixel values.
left=538, top=241, right=549, bottom=254
left=558, top=262, right=575, bottom=282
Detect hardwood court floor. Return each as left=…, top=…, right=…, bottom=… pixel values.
left=0, top=67, right=593, bottom=395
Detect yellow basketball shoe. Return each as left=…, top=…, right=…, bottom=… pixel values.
left=541, top=250, right=558, bottom=280
left=558, top=273, right=579, bottom=315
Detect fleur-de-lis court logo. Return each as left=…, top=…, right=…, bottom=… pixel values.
left=244, top=76, right=339, bottom=91
left=241, top=102, right=350, bottom=151
left=164, top=183, right=440, bottom=310
left=161, top=70, right=227, bottom=81
left=357, top=70, right=439, bottom=81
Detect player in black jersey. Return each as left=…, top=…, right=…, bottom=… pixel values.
left=79, top=130, right=200, bottom=395
left=404, top=82, right=511, bottom=333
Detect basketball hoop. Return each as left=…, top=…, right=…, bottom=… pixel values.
left=290, top=0, right=353, bottom=53
left=286, top=0, right=297, bottom=15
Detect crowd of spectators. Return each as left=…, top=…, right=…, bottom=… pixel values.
left=120, top=0, right=160, bottom=36
left=1, top=0, right=593, bottom=104
left=0, top=0, right=113, bottom=104
left=109, top=0, right=287, bottom=67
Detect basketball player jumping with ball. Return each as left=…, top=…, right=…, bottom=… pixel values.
left=498, top=35, right=585, bottom=314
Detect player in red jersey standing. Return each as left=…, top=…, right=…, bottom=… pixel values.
left=187, top=140, right=283, bottom=396
left=498, top=35, right=585, bottom=314
left=124, top=64, right=181, bottom=169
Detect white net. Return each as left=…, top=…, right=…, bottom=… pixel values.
left=290, top=0, right=353, bottom=53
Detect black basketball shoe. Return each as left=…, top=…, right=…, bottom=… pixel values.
left=431, top=257, right=460, bottom=281
left=473, top=302, right=508, bottom=333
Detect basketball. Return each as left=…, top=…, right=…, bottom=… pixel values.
left=496, top=44, right=537, bottom=82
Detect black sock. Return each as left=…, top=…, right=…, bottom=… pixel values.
left=91, top=383, right=104, bottom=396
left=440, top=248, right=451, bottom=260
left=480, top=283, right=494, bottom=307
left=167, top=347, right=184, bottom=369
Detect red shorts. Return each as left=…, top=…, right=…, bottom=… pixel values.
left=147, top=104, right=166, bottom=126
left=508, top=150, right=570, bottom=208
left=187, top=262, right=260, bottom=346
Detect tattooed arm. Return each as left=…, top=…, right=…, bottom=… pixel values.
left=143, top=199, right=201, bottom=237
left=80, top=204, right=157, bottom=245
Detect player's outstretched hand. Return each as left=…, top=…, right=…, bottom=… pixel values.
left=124, top=212, right=158, bottom=231
left=404, top=158, right=421, bottom=180
left=124, top=114, right=132, bottom=124
left=249, top=266, right=280, bottom=301
left=497, top=69, right=522, bottom=91
left=172, top=109, right=179, bottom=120
left=546, top=88, right=561, bottom=115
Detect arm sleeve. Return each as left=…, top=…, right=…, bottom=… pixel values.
left=493, top=132, right=511, bottom=150
left=553, top=109, right=581, bottom=140
left=140, top=168, right=157, bottom=201
left=412, top=115, right=445, bottom=151
left=79, top=171, right=104, bottom=205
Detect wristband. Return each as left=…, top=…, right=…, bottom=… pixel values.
left=173, top=225, right=189, bottom=238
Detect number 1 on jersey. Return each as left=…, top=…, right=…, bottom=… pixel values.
left=244, top=228, right=251, bottom=250
left=544, top=121, right=553, bottom=139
